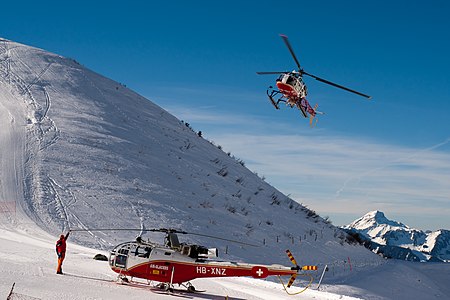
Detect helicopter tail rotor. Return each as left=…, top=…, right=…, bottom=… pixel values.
left=285, top=250, right=300, bottom=288
left=285, top=250, right=318, bottom=288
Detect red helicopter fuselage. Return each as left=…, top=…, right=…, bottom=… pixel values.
left=109, top=241, right=299, bottom=284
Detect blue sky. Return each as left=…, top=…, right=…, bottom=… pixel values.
left=2, top=1, right=450, bottom=230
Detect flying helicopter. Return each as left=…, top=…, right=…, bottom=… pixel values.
left=257, top=34, right=371, bottom=125
left=70, top=228, right=318, bottom=295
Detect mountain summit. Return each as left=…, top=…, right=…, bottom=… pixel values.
left=346, top=210, right=408, bottom=238
left=344, top=211, right=450, bottom=262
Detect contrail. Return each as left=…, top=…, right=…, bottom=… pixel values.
left=334, top=137, right=450, bottom=198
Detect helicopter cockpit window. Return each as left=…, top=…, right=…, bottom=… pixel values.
left=115, top=255, right=127, bottom=268
left=133, top=246, right=152, bottom=258
left=118, top=248, right=129, bottom=255
left=286, top=76, right=294, bottom=85
left=143, top=247, right=152, bottom=258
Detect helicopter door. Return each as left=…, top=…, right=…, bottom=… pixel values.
left=281, top=74, right=292, bottom=85
left=277, top=74, right=299, bottom=98
left=165, top=233, right=180, bottom=249
left=126, top=244, right=151, bottom=277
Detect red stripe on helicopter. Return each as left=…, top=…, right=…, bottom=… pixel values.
left=115, top=260, right=295, bottom=284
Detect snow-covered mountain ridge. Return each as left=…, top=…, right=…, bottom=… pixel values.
left=0, top=37, right=378, bottom=274
left=343, top=211, right=450, bottom=262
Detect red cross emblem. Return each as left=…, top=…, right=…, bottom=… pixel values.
left=251, top=266, right=268, bottom=278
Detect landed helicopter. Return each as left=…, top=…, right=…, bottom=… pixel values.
left=257, top=34, right=371, bottom=125
left=71, top=228, right=318, bottom=295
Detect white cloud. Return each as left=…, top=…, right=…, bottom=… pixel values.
left=211, top=132, right=450, bottom=230
left=163, top=105, right=255, bottom=126
left=158, top=103, right=450, bottom=230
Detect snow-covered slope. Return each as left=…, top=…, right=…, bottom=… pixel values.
left=344, top=211, right=450, bottom=262
left=0, top=37, right=379, bottom=271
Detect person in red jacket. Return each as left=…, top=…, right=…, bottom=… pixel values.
left=56, top=231, right=70, bottom=274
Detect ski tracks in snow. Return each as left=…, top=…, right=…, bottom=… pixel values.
left=37, top=86, right=60, bottom=150
left=47, top=176, right=72, bottom=228
left=2, top=41, right=59, bottom=151
left=0, top=40, right=66, bottom=231
left=0, top=42, right=107, bottom=247
left=47, top=176, right=111, bottom=248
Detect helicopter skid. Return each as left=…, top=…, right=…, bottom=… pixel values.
left=150, top=287, right=192, bottom=298
left=118, top=278, right=204, bottom=296
left=182, top=282, right=206, bottom=293
left=266, top=89, right=280, bottom=109
left=267, top=93, right=280, bottom=109
left=268, top=95, right=280, bottom=109
left=151, top=283, right=205, bottom=298
left=116, top=274, right=129, bottom=284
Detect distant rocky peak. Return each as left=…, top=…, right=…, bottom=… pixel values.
left=347, top=210, right=407, bottom=231
left=344, top=211, right=450, bottom=262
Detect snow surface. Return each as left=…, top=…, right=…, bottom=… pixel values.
left=1, top=222, right=450, bottom=300
left=0, top=38, right=449, bottom=299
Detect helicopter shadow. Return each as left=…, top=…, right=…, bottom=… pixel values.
left=185, top=291, right=246, bottom=300
left=63, top=272, right=115, bottom=283
left=136, top=283, right=248, bottom=300
left=64, top=273, right=246, bottom=299
left=152, top=289, right=247, bottom=300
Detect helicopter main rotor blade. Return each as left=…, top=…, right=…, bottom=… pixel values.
left=71, top=228, right=259, bottom=247
left=70, top=228, right=143, bottom=232
left=280, top=34, right=302, bottom=71
left=184, top=232, right=259, bottom=247
left=302, top=71, right=371, bottom=99
left=69, top=228, right=177, bottom=233
left=256, top=71, right=289, bottom=75
left=154, top=228, right=260, bottom=247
